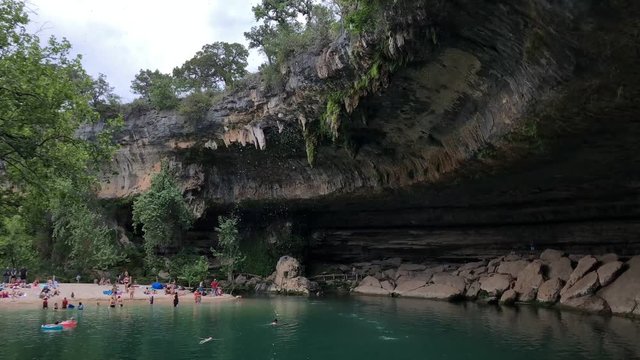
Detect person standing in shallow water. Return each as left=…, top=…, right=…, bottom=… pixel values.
left=173, top=293, right=179, bottom=307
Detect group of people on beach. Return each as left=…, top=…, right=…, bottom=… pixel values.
left=2, top=267, right=27, bottom=284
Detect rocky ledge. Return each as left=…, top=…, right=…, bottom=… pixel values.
left=348, top=249, right=640, bottom=317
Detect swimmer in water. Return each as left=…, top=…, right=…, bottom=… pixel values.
left=271, top=318, right=278, bottom=326
left=199, top=337, right=213, bottom=344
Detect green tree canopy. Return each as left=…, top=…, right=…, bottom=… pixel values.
left=130, top=69, right=179, bottom=110
left=0, top=0, right=125, bottom=274
left=172, top=42, right=249, bottom=92
left=132, top=164, right=194, bottom=268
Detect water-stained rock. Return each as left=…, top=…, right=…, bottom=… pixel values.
left=561, top=295, right=610, bottom=314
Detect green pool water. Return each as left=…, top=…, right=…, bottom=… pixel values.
left=1, top=296, right=639, bottom=360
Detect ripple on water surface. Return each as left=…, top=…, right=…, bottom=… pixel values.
left=1, top=297, right=639, bottom=360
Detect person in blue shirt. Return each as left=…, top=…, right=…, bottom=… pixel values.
left=77, top=302, right=84, bottom=310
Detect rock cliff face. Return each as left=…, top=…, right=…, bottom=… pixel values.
left=91, top=0, right=640, bottom=262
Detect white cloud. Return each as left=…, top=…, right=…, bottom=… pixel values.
left=26, top=0, right=263, bottom=101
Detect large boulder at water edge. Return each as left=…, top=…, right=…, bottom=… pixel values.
left=597, top=256, right=640, bottom=315
left=547, top=257, right=573, bottom=282
left=563, top=256, right=598, bottom=291
left=480, top=274, right=512, bottom=297
left=596, top=261, right=624, bottom=287
left=394, top=279, right=427, bottom=296
left=403, top=284, right=464, bottom=301
left=560, top=271, right=600, bottom=303
left=353, top=276, right=390, bottom=296
left=561, top=295, right=610, bottom=314
left=536, top=278, right=563, bottom=303
left=271, top=256, right=316, bottom=295
left=513, top=260, right=545, bottom=302
left=499, top=289, right=517, bottom=305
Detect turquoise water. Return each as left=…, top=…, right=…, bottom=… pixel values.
left=1, top=296, right=639, bottom=360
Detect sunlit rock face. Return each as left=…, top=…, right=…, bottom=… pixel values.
left=90, top=0, right=640, bottom=262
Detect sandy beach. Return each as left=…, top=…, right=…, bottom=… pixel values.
left=0, top=283, right=236, bottom=308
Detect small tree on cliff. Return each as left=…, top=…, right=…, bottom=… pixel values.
left=132, top=164, right=194, bottom=269
left=212, top=215, right=245, bottom=284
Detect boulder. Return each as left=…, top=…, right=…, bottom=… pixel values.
left=380, top=280, right=395, bottom=292
left=394, top=279, right=427, bottom=295
left=561, top=295, right=610, bottom=314
left=480, top=274, right=512, bottom=297
left=398, top=263, right=426, bottom=272
left=353, top=285, right=391, bottom=296
left=500, top=289, right=517, bottom=304
left=458, top=266, right=487, bottom=281
left=234, top=274, right=247, bottom=286
left=560, top=271, right=600, bottom=302
left=394, top=270, right=411, bottom=280
left=404, top=284, right=464, bottom=301
left=157, top=270, right=170, bottom=280
left=597, top=255, right=640, bottom=314
left=597, top=261, right=623, bottom=287
left=540, top=249, right=565, bottom=262
left=597, top=253, right=619, bottom=264
left=422, top=266, right=444, bottom=280
left=275, top=256, right=302, bottom=287
left=431, top=273, right=466, bottom=293
left=458, top=261, right=487, bottom=272
left=465, top=281, right=481, bottom=299
left=359, top=276, right=381, bottom=288
left=514, top=260, right=544, bottom=301
left=280, top=276, right=317, bottom=295
left=537, top=278, right=563, bottom=303
left=497, top=260, right=529, bottom=278
left=565, top=255, right=598, bottom=289
left=411, top=273, right=434, bottom=282
left=382, top=269, right=396, bottom=280
left=547, top=257, right=573, bottom=282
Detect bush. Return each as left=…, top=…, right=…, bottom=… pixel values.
left=178, top=91, right=217, bottom=121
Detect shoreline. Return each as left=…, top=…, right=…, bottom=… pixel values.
left=0, top=283, right=237, bottom=309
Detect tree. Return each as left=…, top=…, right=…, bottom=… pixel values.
left=177, top=256, right=209, bottom=288
left=0, top=215, right=35, bottom=269
left=132, top=164, right=194, bottom=268
left=130, top=69, right=179, bottom=110
left=211, top=215, right=244, bottom=284
left=244, top=0, right=337, bottom=66
left=50, top=187, right=125, bottom=272
left=88, top=73, right=121, bottom=119
left=0, top=0, right=119, bottom=219
left=173, top=42, right=249, bottom=92
left=252, top=0, right=314, bottom=25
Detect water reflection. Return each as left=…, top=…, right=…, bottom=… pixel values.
left=1, top=297, right=639, bottom=360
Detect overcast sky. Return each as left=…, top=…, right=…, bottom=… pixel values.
left=26, top=0, right=264, bottom=101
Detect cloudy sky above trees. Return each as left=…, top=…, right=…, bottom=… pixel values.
left=27, top=0, right=263, bottom=101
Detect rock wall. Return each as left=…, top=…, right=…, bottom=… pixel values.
left=88, top=0, right=640, bottom=262
left=349, top=249, right=640, bottom=317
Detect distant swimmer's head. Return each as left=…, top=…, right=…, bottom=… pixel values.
left=271, top=318, right=278, bottom=325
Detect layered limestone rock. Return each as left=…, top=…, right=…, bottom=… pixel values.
left=345, top=249, right=639, bottom=317
left=86, top=0, right=640, bottom=266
